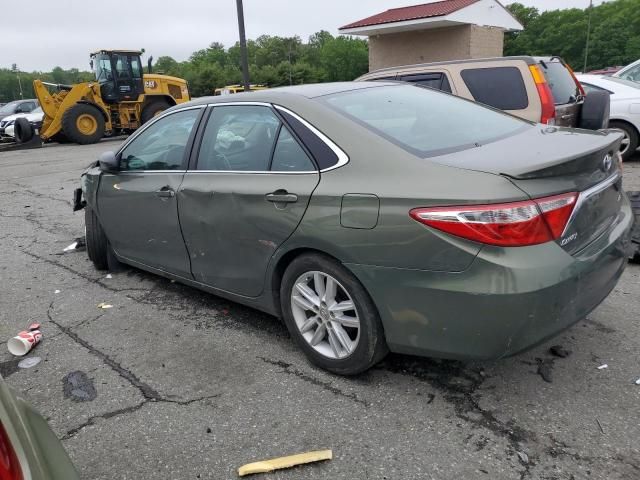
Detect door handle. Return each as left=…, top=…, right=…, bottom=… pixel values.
left=155, top=187, right=175, bottom=198
left=266, top=191, right=298, bottom=203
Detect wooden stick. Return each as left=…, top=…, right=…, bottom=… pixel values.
left=238, top=449, right=332, bottom=477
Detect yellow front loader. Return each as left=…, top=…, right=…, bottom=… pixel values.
left=34, top=49, right=190, bottom=144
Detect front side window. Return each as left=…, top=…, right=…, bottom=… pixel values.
left=95, top=55, right=113, bottom=83
left=323, top=84, right=528, bottom=157
left=461, top=67, right=529, bottom=110
left=120, top=108, right=200, bottom=171
left=400, top=72, right=452, bottom=93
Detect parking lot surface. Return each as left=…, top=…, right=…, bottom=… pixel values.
left=1, top=141, right=639, bottom=480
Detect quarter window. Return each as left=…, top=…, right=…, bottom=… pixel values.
left=119, top=108, right=200, bottom=171
left=461, top=67, right=529, bottom=110
left=271, top=127, right=315, bottom=172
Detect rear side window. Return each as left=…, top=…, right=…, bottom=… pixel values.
left=461, top=67, right=528, bottom=110
left=323, top=84, right=527, bottom=157
left=539, top=61, right=581, bottom=105
left=399, top=73, right=452, bottom=93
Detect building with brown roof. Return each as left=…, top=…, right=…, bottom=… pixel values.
left=339, top=0, right=523, bottom=71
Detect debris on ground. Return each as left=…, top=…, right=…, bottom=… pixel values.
left=105, top=274, right=113, bottom=279
left=238, top=450, right=332, bottom=477
left=63, top=237, right=86, bottom=252
left=536, top=358, right=554, bottom=383
left=549, top=345, right=571, bottom=358
left=97, top=303, right=113, bottom=309
left=597, top=364, right=608, bottom=370
left=516, top=451, right=529, bottom=464
left=596, top=418, right=605, bottom=434
left=55, top=289, right=61, bottom=294
left=18, top=356, right=42, bottom=369
left=7, top=323, right=43, bottom=356
left=63, top=371, right=97, bottom=402
left=635, top=378, right=640, bottom=385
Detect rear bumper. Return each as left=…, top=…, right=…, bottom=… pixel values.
left=346, top=195, right=633, bottom=360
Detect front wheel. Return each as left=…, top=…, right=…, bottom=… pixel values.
left=610, top=121, right=639, bottom=161
left=62, top=104, right=105, bottom=145
left=280, top=253, right=388, bottom=375
left=85, top=207, right=112, bottom=270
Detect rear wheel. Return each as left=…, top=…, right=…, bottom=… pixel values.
left=280, top=253, right=388, bottom=375
left=141, top=100, right=171, bottom=124
left=610, top=121, right=639, bottom=161
left=62, top=104, right=105, bottom=145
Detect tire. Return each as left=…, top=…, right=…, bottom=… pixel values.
left=280, top=253, right=388, bottom=375
left=51, top=133, right=72, bottom=144
left=579, top=90, right=610, bottom=130
left=627, top=191, right=640, bottom=263
left=610, top=121, right=639, bottom=161
left=85, top=207, right=109, bottom=270
left=62, top=103, right=105, bottom=145
left=141, top=100, right=171, bottom=124
left=14, top=118, right=33, bottom=143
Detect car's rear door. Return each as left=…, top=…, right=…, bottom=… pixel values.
left=178, top=103, right=320, bottom=297
left=97, top=107, right=204, bottom=277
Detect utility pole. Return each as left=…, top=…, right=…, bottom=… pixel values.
left=235, top=0, right=251, bottom=91
left=11, top=64, right=23, bottom=99
left=583, top=0, right=594, bottom=72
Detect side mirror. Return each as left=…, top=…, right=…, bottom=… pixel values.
left=98, top=151, right=119, bottom=173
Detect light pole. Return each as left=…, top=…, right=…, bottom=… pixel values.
left=235, top=0, right=251, bottom=91
left=583, top=0, right=594, bottom=72
left=11, top=64, right=23, bottom=99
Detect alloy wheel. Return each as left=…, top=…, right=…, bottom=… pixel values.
left=290, top=271, right=360, bottom=359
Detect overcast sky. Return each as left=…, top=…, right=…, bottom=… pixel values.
left=3, top=0, right=605, bottom=71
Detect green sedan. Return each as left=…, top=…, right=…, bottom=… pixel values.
left=75, top=82, right=633, bottom=375
left=0, top=375, right=79, bottom=479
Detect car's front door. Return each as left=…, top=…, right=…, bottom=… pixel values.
left=98, top=107, right=203, bottom=277
left=178, top=104, right=320, bottom=297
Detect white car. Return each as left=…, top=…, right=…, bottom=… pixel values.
left=0, top=107, right=44, bottom=141
left=577, top=74, right=640, bottom=160
left=614, top=59, right=640, bottom=83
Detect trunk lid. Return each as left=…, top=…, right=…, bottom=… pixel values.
left=430, top=126, right=624, bottom=254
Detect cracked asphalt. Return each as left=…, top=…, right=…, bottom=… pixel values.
left=0, top=140, right=639, bottom=480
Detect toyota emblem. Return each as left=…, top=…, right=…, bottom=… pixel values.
left=602, top=154, right=613, bottom=172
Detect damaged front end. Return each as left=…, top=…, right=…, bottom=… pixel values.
left=73, top=160, right=100, bottom=212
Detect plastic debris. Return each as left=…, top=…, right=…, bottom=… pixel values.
left=517, top=451, right=529, bottom=464
left=549, top=345, right=571, bottom=358
left=597, top=364, right=608, bottom=370
left=54, top=290, right=61, bottom=294
left=635, top=378, right=640, bottom=385
left=63, top=242, right=78, bottom=252
left=18, top=357, right=41, bottom=369
left=97, top=303, right=113, bottom=309
left=8, top=323, right=43, bottom=356
left=106, top=274, right=113, bottom=279
left=238, top=450, right=332, bottom=477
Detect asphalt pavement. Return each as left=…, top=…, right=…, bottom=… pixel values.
left=0, top=140, right=639, bottom=480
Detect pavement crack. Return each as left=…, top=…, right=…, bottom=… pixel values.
left=259, top=357, right=369, bottom=407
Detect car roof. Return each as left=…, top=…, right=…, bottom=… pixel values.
left=184, top=81, right=398, bottom=107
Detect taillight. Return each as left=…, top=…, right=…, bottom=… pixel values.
left=565, top=63, right=586, bottom=96
left=0, top=422, right=23, bottom=480
left=410, top=192, right=578, bottom=247
left=529, top=65, right=556, bottom=125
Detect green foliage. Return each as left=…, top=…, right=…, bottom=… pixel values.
left=505, top=0, right=640, bottom=71
left=0, top=67, right=93, bottom=102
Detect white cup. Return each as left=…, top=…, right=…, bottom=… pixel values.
left=7, top=330, right=42, bottom=356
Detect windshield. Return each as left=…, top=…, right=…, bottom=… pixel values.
left=93, top=54, right=113, bottom=83
left=32, top=107, right=43, bottom=114
left=607, top=77, right=640, bottom=89
left=0, top=101, right=19, bottom=114
left=539, top=61, right=581, bottom=105
left=322, top=85, right=528, bottom=157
